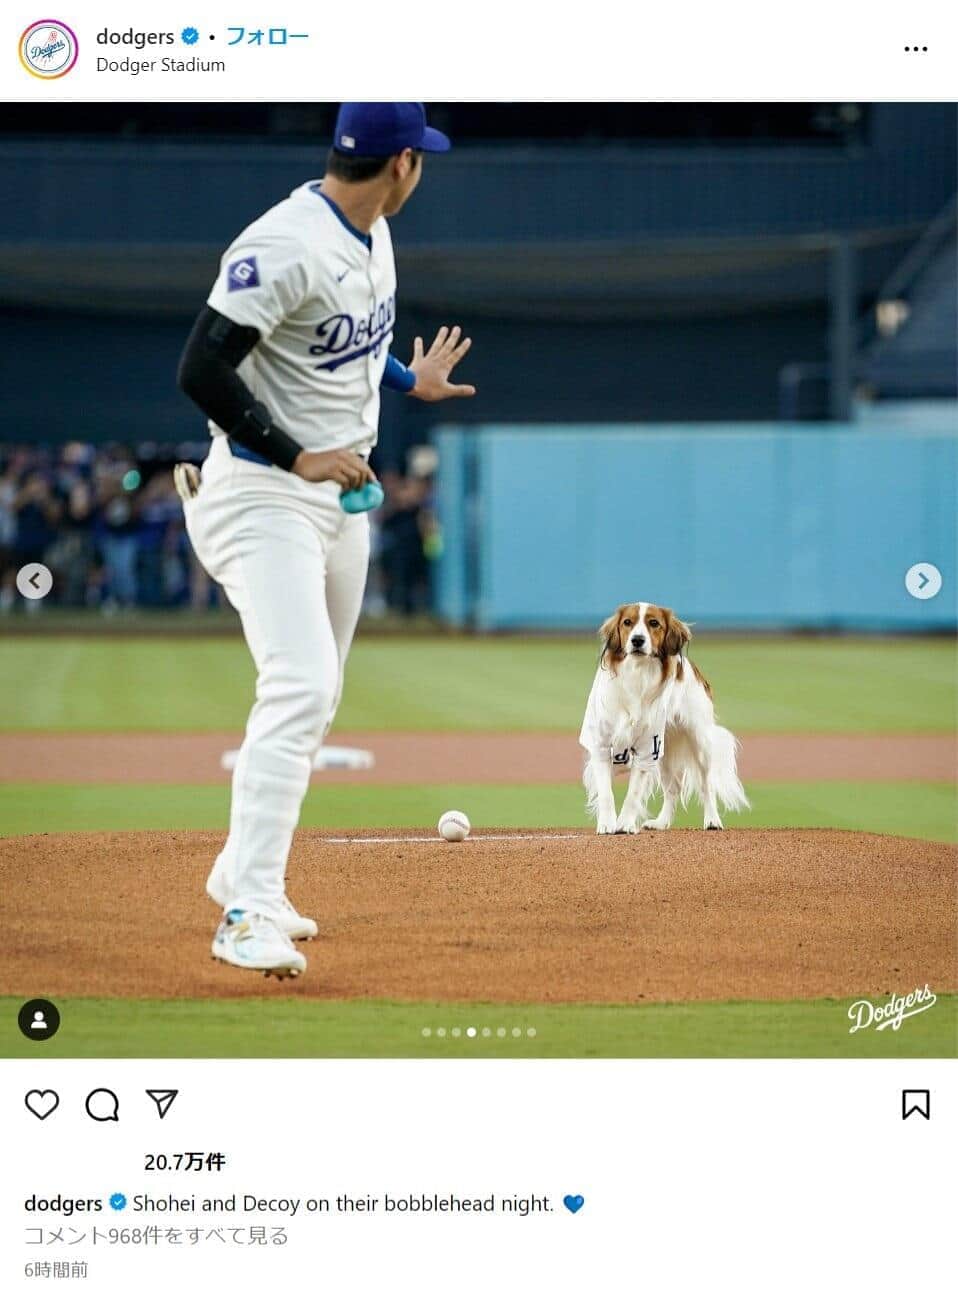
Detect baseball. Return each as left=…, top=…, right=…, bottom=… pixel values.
left=438, top=810, right=471, bottom=842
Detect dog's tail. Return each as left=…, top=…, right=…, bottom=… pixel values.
left=710, top=725, right=750, bottom=812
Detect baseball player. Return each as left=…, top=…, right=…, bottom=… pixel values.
left=176, top=103, right=475, bottom=977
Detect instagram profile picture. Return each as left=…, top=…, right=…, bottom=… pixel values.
left=19, top=19, right=78, bottom=79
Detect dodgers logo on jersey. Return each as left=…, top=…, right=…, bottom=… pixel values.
left=612, top=735, right=662, bottom=768
left=19, top=20, right=78, bottom=79
left=310, top=296, right=396, bottom=371
left=227, top=257, right=261, bottom=292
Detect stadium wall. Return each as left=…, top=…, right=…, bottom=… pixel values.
left=434, top=418, right=957, bottom=631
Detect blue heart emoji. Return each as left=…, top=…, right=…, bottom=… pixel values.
left=563, top=1194, right=585, bottom=1214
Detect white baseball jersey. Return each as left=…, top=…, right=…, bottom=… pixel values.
left=579, top=668, right=669, bottom=774
left=206, top=180, right=397, bottom=454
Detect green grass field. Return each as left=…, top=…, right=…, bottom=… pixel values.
left=1, top=995, right=955, bottom=1058
left=0, top=780, right=954, bottom=841
left=1, top=633, right=954, bottom=1058
left=2, top=634, right=955, bottom=733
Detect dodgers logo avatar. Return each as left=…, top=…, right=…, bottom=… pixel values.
left=227, top=257, right=261, bottom=292
left=19, top=20, right=78, bottom=79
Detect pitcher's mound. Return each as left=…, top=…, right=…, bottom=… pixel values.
left=1, top=828, right=954, bottom=1003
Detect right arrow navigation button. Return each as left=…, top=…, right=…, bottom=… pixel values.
left=904, top=562, right=942, bottom=600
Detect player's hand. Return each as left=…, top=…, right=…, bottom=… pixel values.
left=292, top=449, right=376, bottom=490
left=408, top=326, right=476, bottom=402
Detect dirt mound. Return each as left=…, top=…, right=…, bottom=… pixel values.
left=1, top=828, right=954, bottom=1004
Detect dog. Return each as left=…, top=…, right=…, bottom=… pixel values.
left=580, top=602, right=748, bottom=834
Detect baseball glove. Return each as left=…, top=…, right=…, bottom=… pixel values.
left=173, top=463, right=201, bottom=502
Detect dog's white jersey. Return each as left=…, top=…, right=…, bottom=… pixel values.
left=207, top=180, right=396, bottom=454
left=580, top=649, right=749, bottom=832
left=578, top=665, right=673, bottom=774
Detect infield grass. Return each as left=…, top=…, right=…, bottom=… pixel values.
left=1, top=994, right=954, bottom=1058
left=0, top=635, right=953, bottom=734
left=0, top=780, right=954, bottom=841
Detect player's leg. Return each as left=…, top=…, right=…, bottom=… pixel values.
left=214, top=508, right=337, bottom=973
left=187, top=470, right=343, bottom=972
left=322, top=511, right=371, bottom=735
left=219, top=505, right=339, bottom=911
left=215, top=510, right=368, bottom=933
left=207, top=509, right=368, bottom=907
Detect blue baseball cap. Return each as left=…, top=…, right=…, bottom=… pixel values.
left=333, top=103, right=451, bottom=157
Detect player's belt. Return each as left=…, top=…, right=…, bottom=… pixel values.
left=227, top=438, right=372, bottom=468
left=227, top=438, right=272, bottom=468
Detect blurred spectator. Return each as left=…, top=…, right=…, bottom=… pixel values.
left=0, top=439, right=437, bottom=618
left=136, top=470, right=183, bottom=606
left=47, top=442, right=97, bottom=606
left=0, top=466, right=61, bottom=611
left=94, top=450, right=139, bottom=611
left=377, top=445, right=439, bottom=616
left=0, top=452, right=24, bottom=609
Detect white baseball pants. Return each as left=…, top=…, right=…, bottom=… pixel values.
left=184, top=436, right=369, bottom=918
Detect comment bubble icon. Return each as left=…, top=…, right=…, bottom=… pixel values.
left=85, top=1088, right=120, bottom=1122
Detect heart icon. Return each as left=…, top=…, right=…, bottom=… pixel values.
left=25, top=1089, right=59, bottom=1120
left=563, top=1194, right=585, bottom=1214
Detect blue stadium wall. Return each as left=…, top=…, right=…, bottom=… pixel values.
left=434, top=415, right=957, bottom=631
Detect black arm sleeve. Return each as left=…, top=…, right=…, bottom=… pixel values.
left=176, top=305, right=304, bottom=473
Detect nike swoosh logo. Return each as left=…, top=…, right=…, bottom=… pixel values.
left=336, top=268, right=350, bottom=283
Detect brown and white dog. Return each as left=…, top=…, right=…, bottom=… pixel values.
left=579, top=602, right=748, bottom=834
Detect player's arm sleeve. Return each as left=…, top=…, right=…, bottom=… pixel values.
left=381, top=353, right=417, bottom=394
left=176, top=306, right=304, bottom=473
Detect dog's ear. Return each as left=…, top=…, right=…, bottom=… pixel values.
left=598, top=608, right=624, bottom=671
left=661, top=609, right=691, bottom=658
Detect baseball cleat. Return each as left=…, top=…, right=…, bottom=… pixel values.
left=207, top=867, right=318, bottom=941
left=276, top=895, right=319, bottom=942
left=211, top=910, right=306, bottom=977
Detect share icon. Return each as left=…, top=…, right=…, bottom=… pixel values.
left=146, top=1089, right=179, bottom=1120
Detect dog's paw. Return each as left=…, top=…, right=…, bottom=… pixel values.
left=596, top=818, right=617, bottom=835
left=642, top=816, right=672, bottom=832
left=705, top=818, right=724, bottom=831
left=614, top=814, right=639, bottom=834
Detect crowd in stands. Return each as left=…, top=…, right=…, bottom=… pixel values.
left=0, top=441, right=437, bottom=617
